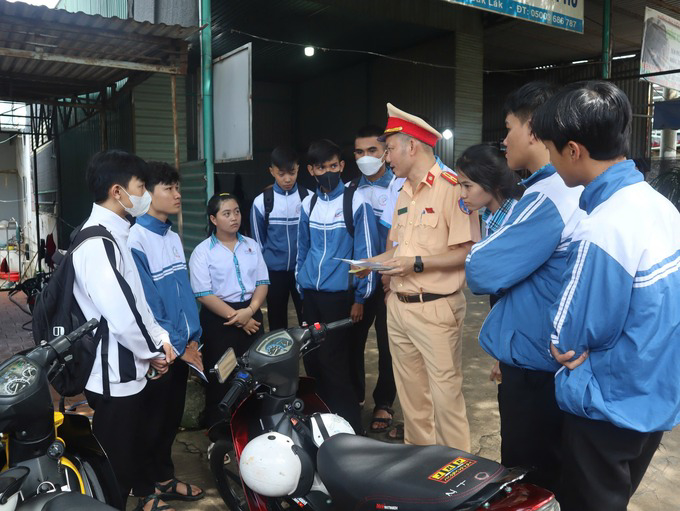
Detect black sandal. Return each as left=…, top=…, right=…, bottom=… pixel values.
left=133, top=495, right=174, bottom=511
left=369, top=406, right=394, bottom=433
left=155, top=478, right=205, bottom=502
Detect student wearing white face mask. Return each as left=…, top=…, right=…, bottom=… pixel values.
left=349, top=125, right=399, bottom=435
left=75, top=151, right=177, bottom=511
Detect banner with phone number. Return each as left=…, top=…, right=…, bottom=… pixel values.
left=441, top=0, right=583, bottom=34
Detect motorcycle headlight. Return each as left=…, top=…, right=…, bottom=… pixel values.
left=0, top=358, right=39, bottom=396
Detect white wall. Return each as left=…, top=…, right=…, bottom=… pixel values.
left=15, top=135, right=57, bottom=276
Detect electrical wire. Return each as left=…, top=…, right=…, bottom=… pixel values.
left=230, top=28, right=614, bottom=75
left=0, top=134, right=18, bottom=144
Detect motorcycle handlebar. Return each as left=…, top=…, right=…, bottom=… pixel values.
left=325, top=318, right=354, bottom=331
left=218, top=379, right=248, bottom=414
left=50, top=319, right=100, bottom=357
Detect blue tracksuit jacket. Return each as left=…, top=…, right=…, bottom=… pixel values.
left=465, top=164, right=585, bottom=371
left=296, top=180, right=379, bottom=304
left=251, top=183, right=308, bottom=272
left=128, top=214, right=202, bottom=355
left=550, top=160, right=680, bottom=432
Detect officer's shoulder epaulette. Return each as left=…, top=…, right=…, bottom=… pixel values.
left=440, top=169, right=459, bottom=186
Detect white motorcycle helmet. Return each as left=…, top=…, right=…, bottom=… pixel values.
left=309, top=413, right=355, bottom=447
left=239, top=432, right=314, bottom=497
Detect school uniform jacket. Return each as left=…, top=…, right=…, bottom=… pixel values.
left=351, top=168, right=395, bottom=251
left=465, top=164, right=585, bottom=372
left=550, top=160, right=680, bottom=432
left=73, top=204, right=169, bottom=397
left=251, top=183, right=308, bottom=272
left=128, top=214, right=202, bottom=356
left=296, top=180, right=379, bottom=304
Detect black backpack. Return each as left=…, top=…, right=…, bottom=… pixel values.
left=309, top=179, right=359, bottom=237
left=32, top=225, right=118, bottom=399
left=263, top=186, right=309, bottom=226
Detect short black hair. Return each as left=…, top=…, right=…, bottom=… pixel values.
left=307, top=139, right=342, bottom=166
left=456, top=144, right=523, bottom=202
left=270, top=146, right=298, bottom=171
left=531, top=81, right=632, bottom=161
left=85, top=150, right=148, bottom=203
left=146, top=161, right=180, bottom=192
left=356, top=125, right=384, bottom=139
left=503, top=81, right=557, bottom=123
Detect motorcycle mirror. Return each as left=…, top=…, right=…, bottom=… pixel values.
left=214, top=348, right=237, bottom=384
left=0, top=465, right=29, bottom=505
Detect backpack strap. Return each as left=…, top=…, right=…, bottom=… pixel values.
left=309, top=194, right=318, bottom=216
left=263, top=187, right=274, bottom=227
left=298, top=186, right=309, bottom=201
left=343, top=179, right=360, bottom=238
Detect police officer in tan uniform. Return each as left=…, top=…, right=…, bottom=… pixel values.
left=364, top=104, right=480, bottom=449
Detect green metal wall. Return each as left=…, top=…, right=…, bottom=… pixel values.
left=133, top=74, right=188, bottom=164
left=57, top=95, right=134, bottom=247
left=179, top=160, right=207, bottom=259
left=56, top=0, right=128, bottom=18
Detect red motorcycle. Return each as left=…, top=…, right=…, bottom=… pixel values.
left=208, top=320, right=560, bottom=511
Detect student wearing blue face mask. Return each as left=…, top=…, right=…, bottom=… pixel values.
left=296, top=139, right=380, bottom=434
left=349, top=125, right=398, bottom=434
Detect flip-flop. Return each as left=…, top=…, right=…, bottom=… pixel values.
left=387, top=423, right=404, bottom=441
left=155, top=478, right=205, bottom=502
left=370, top=406, right=394, bottom=433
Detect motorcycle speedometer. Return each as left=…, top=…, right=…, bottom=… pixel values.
left=0, top=358, right=38, bottom=396
left=255, top=332, right=295, bottom=357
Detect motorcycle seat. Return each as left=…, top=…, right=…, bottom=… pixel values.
left=16, top=491, right=118, bottom=511
left=317, top=434, right=507, bottom=511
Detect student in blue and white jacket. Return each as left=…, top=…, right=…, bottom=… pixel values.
left=296, top=139, right=379, bottom=434
left=533, top=81, right=680, bottom=511
left=465, top=82, right=584, bottom=495
left=250, top=146, right=308, bottom=331
left=128, top=162, right=204, bottom=504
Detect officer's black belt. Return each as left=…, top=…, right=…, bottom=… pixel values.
left=396, top=292, right=450, bottom=303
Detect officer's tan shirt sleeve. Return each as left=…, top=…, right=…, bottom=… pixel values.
left=447, top=185, right=481, bottom=247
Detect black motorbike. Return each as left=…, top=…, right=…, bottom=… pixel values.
left=209, top=320, right=560, bottom=511
left=0, top=319, right=118, bottom=510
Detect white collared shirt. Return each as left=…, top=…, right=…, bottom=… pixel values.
left=189, top=233, right=270, bottom=303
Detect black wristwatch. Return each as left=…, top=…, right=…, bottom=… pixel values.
left=414, top=256, right=424, bottom=273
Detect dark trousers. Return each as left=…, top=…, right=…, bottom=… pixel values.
left=558, top=413, right=662, bottom=511
left=200, top=301, right=264, bottom=427
left=349, top=286, right=396, bottom=409
left=497, top=363, right=563, bottom=495
left=85, top=389, right=148, bottom=509
left=266, top=270, right=303, bottom=331
left=302, top=289, right=362, bottom=434
left=132, top=360, right=189, bottom=495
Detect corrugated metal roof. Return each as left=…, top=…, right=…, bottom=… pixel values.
left=0, top=0, right=198, bottom=103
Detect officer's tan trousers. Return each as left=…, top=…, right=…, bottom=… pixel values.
left=386, top=290, right=471, bottom=450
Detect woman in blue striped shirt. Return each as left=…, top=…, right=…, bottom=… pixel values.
left=456, top=144, right=523, bottom=240
left=456, top=144, right=523, bottom=383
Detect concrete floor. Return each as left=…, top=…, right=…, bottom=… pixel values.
left=0, top=290, right=675, bottom=510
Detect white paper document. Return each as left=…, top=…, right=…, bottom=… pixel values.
left=334, top=258, right=394, bottom=272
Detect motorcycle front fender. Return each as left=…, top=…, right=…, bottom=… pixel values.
left=56, top=414, right=122, bottom=510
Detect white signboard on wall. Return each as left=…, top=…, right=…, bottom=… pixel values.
left=213, top=43, right=252, bottom=163
left=441, top=0, right=583, bottom=33
left=641, top=7, right=680, bottom=91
